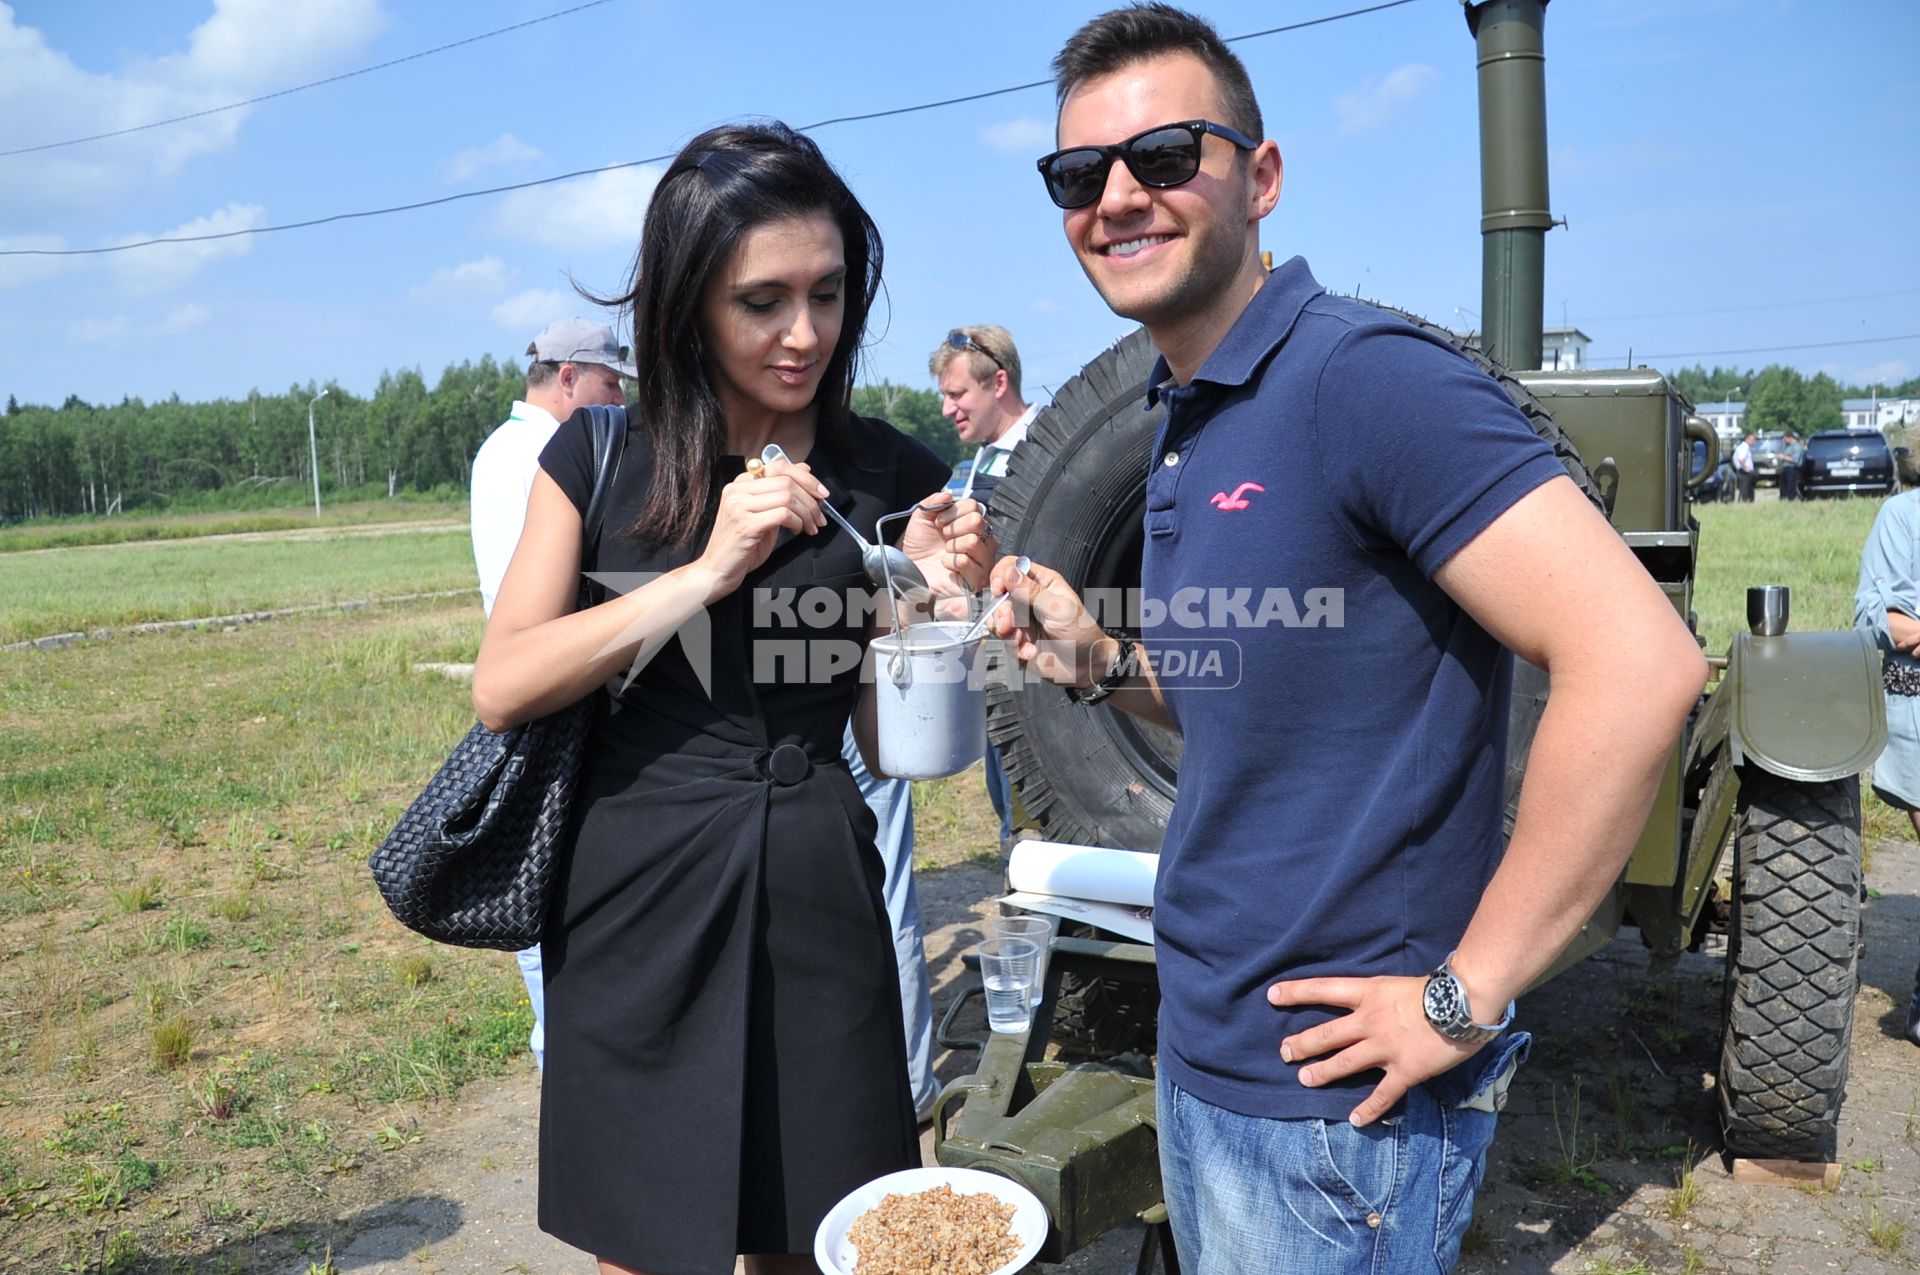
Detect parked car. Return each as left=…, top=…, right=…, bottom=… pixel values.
left=1689, top=438, right=1726, bottom=502
left=1799, top=429, right=1898, bottom=499
left=943, top=458, right=974, bottom=497
left=1750, top=431, right=1787, bottom=487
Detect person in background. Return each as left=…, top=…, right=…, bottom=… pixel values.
left=994, top=6, right=1704, bottom=1269
left=930, top=323, right=1040, bottom=854
left=1853, top=488, right=1920, bottom=1046
left=474, top=121, right=989, bottom=1274
left=469, top=316, right=632, bottom=1070
left=1780, top=430, right=1803, bottom=502
left=1732, top=431, right=1757, bottom=503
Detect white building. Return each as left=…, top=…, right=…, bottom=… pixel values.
left=1698, top=401, right=1747, bottom=442
left=1842, top=397, right=1920, bottom=431
left=1540, top=327, right=1591, bottom=372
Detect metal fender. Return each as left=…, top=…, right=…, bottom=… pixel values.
left=1723, top=630, right=1886, bottom=783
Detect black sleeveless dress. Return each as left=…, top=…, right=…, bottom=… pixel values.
left=534, top=411, right=948, bottom=1273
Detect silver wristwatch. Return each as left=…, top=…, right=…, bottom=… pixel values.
left=1421, top=952, right=1515, bottom=1044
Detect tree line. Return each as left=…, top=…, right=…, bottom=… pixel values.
left=1667, top=363, right=1919, bottom=439
left=0, top=366, right=961, bottom=523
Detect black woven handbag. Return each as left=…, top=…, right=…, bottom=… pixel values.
left=368, top=404, right=628, bottom=949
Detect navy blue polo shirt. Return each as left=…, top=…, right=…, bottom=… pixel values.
left=1141, top=256, right=1566, bottom=1120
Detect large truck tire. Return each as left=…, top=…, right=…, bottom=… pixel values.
left=1718, top=771, right=1862, bottom=1162
left=987, top=315, right=1601, bottom=854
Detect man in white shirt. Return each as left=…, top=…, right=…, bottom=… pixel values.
left=1732, top=431, right=1757, bottom=504
left=471, top=317, right=633, bottom=613
left=469, top=317, right=631, bottom=1069
left=932, top=325, right=1039, bottom=514
left=930, top=325, right=1041, bottom=855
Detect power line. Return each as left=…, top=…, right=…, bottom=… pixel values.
left=1595, top=333, right=1920, bottom=363
left=0, top=0, right=1419, bottom=259
left=0, top=0, right=616, bottom=159
left=1585, top=286, right=1920, bottom=324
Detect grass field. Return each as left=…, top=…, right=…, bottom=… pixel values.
left=0, top=527, right=478, bottom=645
left=0, top=496, right=464, bottom=555
left=0, top=492, right=1894, bottom=1269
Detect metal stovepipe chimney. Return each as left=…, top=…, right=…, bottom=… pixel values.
left=1464, top=0, right=1554, bottom=372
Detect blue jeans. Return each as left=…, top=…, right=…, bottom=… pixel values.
left=982, top=741, right=1014, bottom=844
left=844, top=725, right=938, bottom=1118
left=517, top=944, right=545, bottom=1072
left=1158, top=1032, right=1529, bottom=1274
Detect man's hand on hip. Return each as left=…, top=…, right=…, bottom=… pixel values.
left=1268, top=974, right=1484, bottom=1127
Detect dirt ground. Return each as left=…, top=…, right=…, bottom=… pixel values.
left=215, top=841, right=1920, bottom=1275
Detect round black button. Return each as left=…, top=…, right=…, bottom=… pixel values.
left=766, top=743, right=810, bottom=786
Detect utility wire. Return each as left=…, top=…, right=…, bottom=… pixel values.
left=0, top=0, right=1419, bottom=259
left=1586, top=286, right=1920, bottom=324
left=1595, top=332, right=1920, bottom=363
left=0, top=0, right=615, bottom=159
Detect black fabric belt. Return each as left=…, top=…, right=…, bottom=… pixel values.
left=753, top=742, right=845, bottom=786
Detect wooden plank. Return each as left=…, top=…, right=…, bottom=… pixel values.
left=1729, top=1158, right=1842, bottom=1189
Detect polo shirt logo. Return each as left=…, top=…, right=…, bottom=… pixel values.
left=1209, top=481, right=1265, bottom=511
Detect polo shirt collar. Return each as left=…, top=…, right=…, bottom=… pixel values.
left=1144, top=255, right=1325, bottom=406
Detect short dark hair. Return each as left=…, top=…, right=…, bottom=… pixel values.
left=1051, top=3, right=1263, bottom=141
left=601, top=121, right=883, bottom=548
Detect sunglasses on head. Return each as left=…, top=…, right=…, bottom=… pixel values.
left=1036, top=118, right=1258, bottom=210
left=947, top=329, right=1004, bottom=371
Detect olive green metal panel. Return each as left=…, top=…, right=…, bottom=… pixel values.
left=1624, top=742, right=1684, bottom=887
left=1520, top=370, right=1684, bottom=534
left=1727, top=631, right=1887, bottom=782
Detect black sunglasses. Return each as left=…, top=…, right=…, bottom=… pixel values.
left=947, top=329, right=1004, bottom=371
left=1036, top=118, right=1258, bottom=210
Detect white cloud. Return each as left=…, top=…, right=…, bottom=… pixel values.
left=69, top=315, right=132, bottom=345
left=444, top=133, right=542, bottom=183
left=491, top=288, right=577, bottom=333
left=980, top=118, right=1050, bottom=154
left=0, top=3, right=385, bottom=225
left=1029, top=298, right=1059, bottom=314
left=162, top=303, right=211, bottom=334
left=1334, top=64, right=1440, bottom=137
left=110, top=202, right=266, bottom=294
left=409, top=256, right=516, bottom=304
left=493, top=165, right=663, bottom=250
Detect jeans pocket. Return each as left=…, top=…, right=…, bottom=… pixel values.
left=1311, top=1115, right=1405, bottom=1218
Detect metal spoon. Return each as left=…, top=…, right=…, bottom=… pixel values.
left=959, top=555, right=1030, bottom=643
left=759, top=444, right=930, bottom=598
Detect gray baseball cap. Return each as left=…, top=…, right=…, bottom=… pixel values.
left=526, top=317, right=636, bottom=379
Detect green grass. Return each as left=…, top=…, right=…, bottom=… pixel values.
left=0, top=493, right=464, bottom=553
left=1690, top=497, right=1882, bottom=656
left=0, top=526, right=478, bottom=643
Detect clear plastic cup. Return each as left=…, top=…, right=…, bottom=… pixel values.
left=994, top=915, right=1056, bottom=1009
left=977, top=937, right=1040, bottom=1034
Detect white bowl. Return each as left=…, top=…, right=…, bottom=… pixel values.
left=814, top=1165, right=1047, bottom=1275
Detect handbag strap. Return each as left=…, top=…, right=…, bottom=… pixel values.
left=575, top=404, right=630, bottom=606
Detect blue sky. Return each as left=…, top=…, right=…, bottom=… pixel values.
left=1, top=0, right=1915, bottom=410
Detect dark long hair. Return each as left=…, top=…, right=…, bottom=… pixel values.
left=606, top=121, right=883, bottom=549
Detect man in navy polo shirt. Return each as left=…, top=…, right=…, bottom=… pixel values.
left=992, top=6, right=1705, bottom=1271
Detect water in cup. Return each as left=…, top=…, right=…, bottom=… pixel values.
left=976, top=937, right=1039, bottom=1035
left=984, top=973, right=1032, bottom=1033
left=993, top=915, right=1055, bottom=1009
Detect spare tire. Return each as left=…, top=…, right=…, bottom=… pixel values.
left=987, top=312, right=1601, bottom=853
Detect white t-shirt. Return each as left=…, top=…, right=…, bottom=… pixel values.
left=1732, top=440, right=1754, bottom=474
left=470, top=401, right=564, bottom=615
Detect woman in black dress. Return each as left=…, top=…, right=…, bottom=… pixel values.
left=472, top=123, right=991, bottom=1275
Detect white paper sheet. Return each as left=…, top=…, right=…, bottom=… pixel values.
left=1006, top=839, right=1158, bottom=908
left=1000, top=891, right=1155, bottom=945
